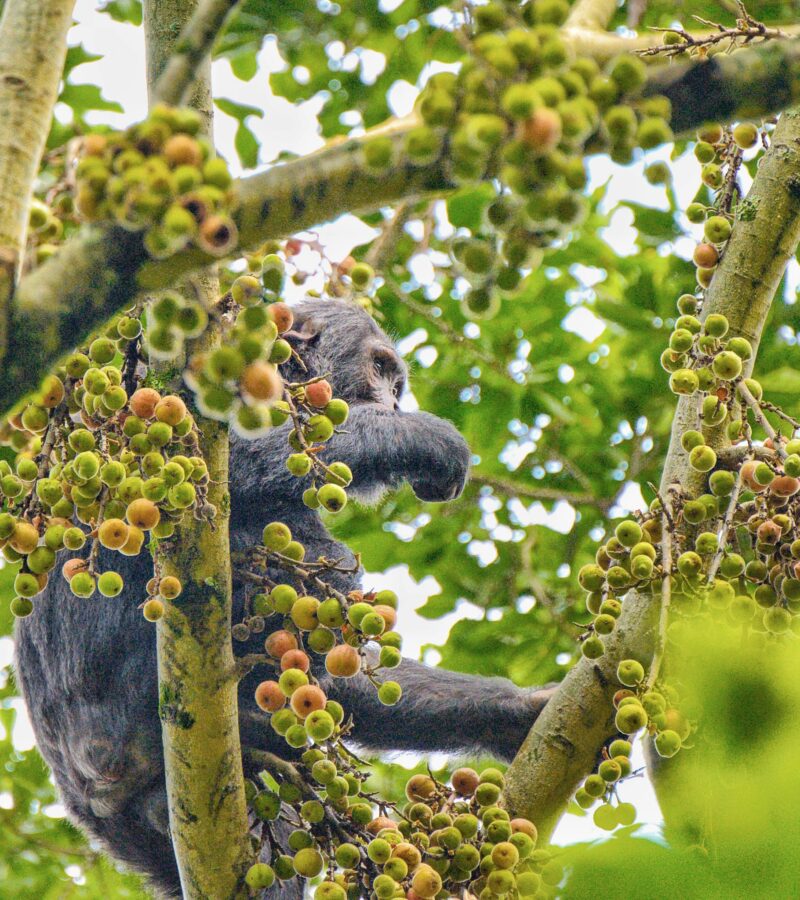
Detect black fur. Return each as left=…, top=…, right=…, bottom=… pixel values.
left=14, top=299, right=551, bottom=897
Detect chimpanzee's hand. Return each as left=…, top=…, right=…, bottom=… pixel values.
left=408, top=413, right=471, bottom=502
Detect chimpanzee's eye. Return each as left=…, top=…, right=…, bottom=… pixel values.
left=392, top=379, right=404, bottom=399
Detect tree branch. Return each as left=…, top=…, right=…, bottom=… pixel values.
left=738, top=379, right=787, bottom=456
left=564, top=0, right=617, bottom=32
left=470, top=473, right=614, bottom=511
left=563, top=20, right=800, bottom=65
left=642, top=39, right=800, bottom=134
left=4, top=42, right=800, bottom=416
left=382, top=273, right=510, bottom=376
left=502, top=107, right=800, bottom=841
left=0, top=0, right=75, bottom=355
left=138, top=116, right=453, bottom=289
left=644, top=496, right=674, bottom=691
left=705, top=465, right=746, bottom=584
left=150, top=0, right=241, bottom=108
left=145, top=3, right=251, bottom=897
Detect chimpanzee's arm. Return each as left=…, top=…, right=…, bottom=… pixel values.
left=323, top=405, right=470, bottom=503
left=230, top=404, right=471, bottom=516
left=321, top=652, right=555, bottom=763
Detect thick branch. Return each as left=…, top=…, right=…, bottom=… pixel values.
left=0, top=0, right=75, bottom=354
left=502, top=107, right=800, bottom=840
left=145, top=3, right=251, bottom=897
left=564, top=0, right=617, bottom=32
left=3, top=43, right=800, bottom=415
left=139, top=117, right=453, bottom=288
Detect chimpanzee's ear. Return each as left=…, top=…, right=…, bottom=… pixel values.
left=283, top=316, right=321, bottom=346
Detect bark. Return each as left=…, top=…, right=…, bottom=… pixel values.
left=564, top=0, right=617, bottom=31
left=502, top=108, right=800, bottom=841
left=150, top=0, right=241, bottom=108
left=144, top=2, right=251, bottom=897
left=138, top=116, right=454, bottom=289
left=0, top=0, right=75, bottom=354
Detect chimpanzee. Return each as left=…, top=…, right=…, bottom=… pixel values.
left=14, top=298, right=554, bottom=897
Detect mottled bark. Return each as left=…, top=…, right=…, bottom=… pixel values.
left=145, top=1, right=251, bottom=896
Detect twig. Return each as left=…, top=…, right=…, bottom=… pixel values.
left=646, top=492, right=674, bottom=690
left=637, top=2, right=787, bottom=59
left=737, top=379, right=787, bottom=459
left=760, top=400, right=800, bottom=431
left=244, top=749, right=306, bottom=790
left=365, top=202, right=412, bottom=271
left=647, top=482, right=676, bottom=531
left=382, top=274, right=509, bottom=377
left=705, top=464, right=745, bottom=583
left=152, top=0, right=242, bottom=107
left=234, top=653, right=278, bottom=680
left=550, top=450, right=596, bottom=495
left=471, top=473, right=614, bottom=512
left=517, top=533, right=575, bottom=640
left=20, top=404, right=66, bottom=520
left=3, top=817, right=99, bottom=861
left=244, top=749, right=354, bottom=845
left=716, top=134, right=743, bottom=217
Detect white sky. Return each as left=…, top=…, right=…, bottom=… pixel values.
left=2, top=0, right=670, bottom=850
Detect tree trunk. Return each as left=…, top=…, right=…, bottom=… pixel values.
left=0, top=0, right=75, bottom=355
left=143, top=2, right=252, bottom=896
left=502, top=107, right=800, bottom=841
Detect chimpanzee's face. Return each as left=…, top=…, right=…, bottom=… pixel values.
left=365, top=342, right=407, bottom=410
left=289, top=300, right=408, bottom=410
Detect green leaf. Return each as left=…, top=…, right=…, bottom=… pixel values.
left=234, top=121, right=260, bottom=169
left=416, top=593, right=458, bottom=619
left=229, top=50, right=259, bottom=82
left=64, top=45, right=102, bottom=78
left=59, top=83, right=123, bottom=116
left=215, top=97, right=264, bottom=122
left=622, top=201, right=678, bottom=241
left=99, top=0, right=143, bottom=25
